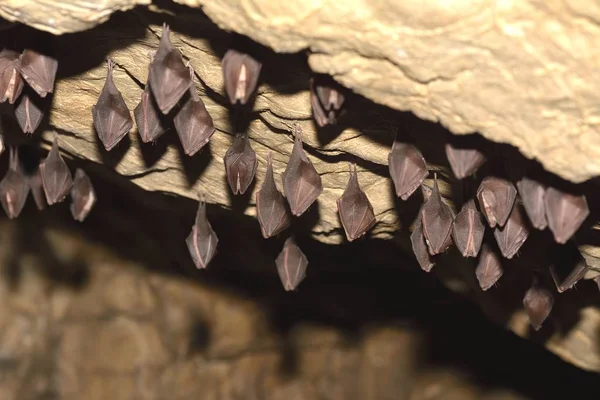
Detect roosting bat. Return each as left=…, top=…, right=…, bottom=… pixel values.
left=223, top=133, right=257, bottom=195
left=452, top=199, right=485, bottom=258
left=16, top=49, right=58, bottom=97
left=186, top=198, right=218, bottom=269
left=70, top=169, right=96, bottom=222
left=475, top=244, right=503, bottom=291
left=523, top=277, right=554, bottom=331
left=444, top=144, right=486, bottom=179
left=174, top=68, right=215, bottom=156
left=421, top=176, right=454, bottom=255
left=0, top=49, right=23, bottom=104
left=134, top=83, right=168, bottom=143
left=92, top=58, right=133, bottom=151
left=275, top=237, right=308, bottom=291
left=410, top=220, right=434, bottom=272
left=15, top=92, right=44, bottom=134
left=516, top=178, right=547, bottom=230
left=544, top=187, right=589, bottom=244
left=0, top=147, right=29, bottom=218
left=39, top=137, right=73, bottom=205
left=336, top=164, right=376, bottom=241
left=310, top=78, right=345, bottom=127
left=282, top=127, right=323, bottom=216
left=148, top=24, right=192, bottom=114
left=388, top=139, right=428, bottom=200
left=549, top=259, right=588, bottom=293
left=477, top=177, right=517, bottom=228
left=0, top=134, right=4, bottom=157
left=221, top=49, right=262, bottom=105
left=28, top=167, right=46, bottom=210
left=493, top=204, right=529, bottom=259
left=256, top=152, right=291, bottom=238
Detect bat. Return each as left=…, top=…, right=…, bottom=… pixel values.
left=476, top=177, right=517, bottom=228
left=452, top=199, right=485, bottom=258
left=523, top=277, right=554, bottom=331
left=410, top=220, right=434, bottom=272
left=544, top=187, right=589, bottom=244
left=310, top=78, right=345, bottom=127
left=0, top=147, right=29, bottom=219
left=444, top=144, right=486, bottom=179
left=134, top=85, right=168, bottom=143
left=148, top=24, right=192, bottom=114
left=92, top=58, right=133, bottom=151
left=15, top=92, right=44, bottom=134
left=70, top=168, right=96, bottom=222
left=281, top=126, right=323, bottom=216
left=256, top=152, right=292, bottom=238
left=28, top=167, right=47, bottom=210
left=0, top=134, right=4, bottom=156
left=493, top=204, right=529, bottom=259
left=388, top=139, right=428, bottom=200
left=336, top=163, right=376, bottom=241
left=516, top=178, right=547, bottom=230
left=275, top=237, right=308, bottom=291
left=223, top=133, right=258, bottom=195
left=186, top=198, right=218, bottom=269
left=421, top=176, right=454, bottom=255
left=39, top=137, right=73, bottom=205
left=16, top=49, right=58, bottom=97
left=549, top=260, right=588, bottom=293
left=475, top=244, right=503, bottom=291
left=173, top=68, right=215, bottom=156
left=0, top=49, right=23, bottom=104
left=221, top=49, right=262, bottom=105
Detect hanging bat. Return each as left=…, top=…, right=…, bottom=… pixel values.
left=549, top=259, right=588, bottom=293
left=223, top=133, right=258, bottom=195
left=310, top=77, right=345, bottom=127
left=523, top=277, right=554, bottom=331
left=336, top=163, right=376, bottom=241
left=475, top=244, right=503, bottom=291
left=421, top=176, right=454, bottom=255
left=282, top=126, right=323, bottom=216
left=493, top=204, right=529, bottom=259
left=452, top=199, right=485, bottom=258
left=544, top=187, right=589, bottom=244
left=256, top=152, right=291, bottom=238
left=134, top=84, right=168, bottom=143
left=410, top=220, right=434, bottom=272
left=221, top=49, right=262, bottom=105
left=275, top=237, right=308, bottom=291
left=388, top=139, right=428, bottom=200
left=28, top=167, right=46, bottom=210
left=0, top=49, right=23, bottom=104
left=516, top=178, right=547, bottom=230
left=0, top=147, right=29, bottom=218
left=174, top=67, right=215, bottom=156
left=444, top=144, right=486, bottom=179
left=0, top=134, right=5, bottom=157
left=70, top=168, right=96, bottom=222
left=148, top=24, right=192, bottom=114
left=476, top=177, right=517, bottom=228
left=15, top=91, right=44, bottom=134
left=92, top=58, right=133, bottom=151
left=39, top=137, right=73, bottom=205
left=16, top=49, right=58, bottom=97
left=186, top=198, right=218, bottom=269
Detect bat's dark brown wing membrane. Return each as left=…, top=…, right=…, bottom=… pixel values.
left=452, top=199, right=485, bottom=258
left=477, top=177, right=517, bottom=228
left=256, top=153, right=291, bottom=238
left=493, top=204, right=529, bottom=259
left=28, top=167, right=47, bottom=210
left=0, top=49, right=23, bottom=104
left=16, top=49, right=58, bottom=97
left=475, top=244, right=503, bottom=290
left=523, top=278, right=554, bottom=331
left=15, top=92, right=44, bottom=134
left=0, top=148, right=29, bottom=219
left=421, top=177, right=453, bottom=255
left=221, top=49, right=262, bottom=105
left=186, top=200, right=218, bottom=269
left=516, top=178, right=547, bottom=230
left=275, top=237, right=308, bottom=291
left=336, top=164, right=376, bottom=241
left=544, top=187, right=589, bottom=244
left=549, top=260, right=588, bottom=293
left=388, top=140, right=428, bottom=200
left=135, top=86, right=167, bottom=143
left=39, top=138, right=73, bottom=205
left=410, top=220, right=434, bottom=272
left=223, top=134, right=258, bottom=195
left=70, top=169, right=96, bottom=222
left=444, top=144, right=486, bottom=179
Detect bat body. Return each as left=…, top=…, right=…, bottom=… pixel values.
left=0, top=147, right=29, bottom=219
left=544, top=187, right=589, bottom=244
left=493, top=204, right=529, bottom=259
left=336, top=164, right=376, bottom=241
left=421, top=177, right=454, bottom=255
left=16, top=50, right=58, bottom=97
left=223, top=134, right=258, bottom=195
left=148, top=24, right=192, bottom=114
left=282, top=127, right=323, bottom=216
left=310, top=78, right=345, bottom=127
left=0, top=134, right=4, bottom=156
left=0, top=49, right=23, bottom=104
left=70, top=169, right=96, bottom=222
left=549, top=261, right=588, bottom=293
left=134, top=86, right=167, bottom=143
left=410, top=220, right=434, bottom=272
left=15, top=92, right=44, bottom=134
left=92, top=59, right=133, bottom=151
left=452, top=199, right=485, bottom=257
left=475, top=244, right=503, bottom=290
left=477, top=177, right=517, bottom=228
left=28, top=168, right=46, bottom=210
left=39, top=137, right=73, bottom=205
left=186, top=199, right=218, bottom=269
left=523, top=278, right=554, bottom=331
left=275, top=237, right=308, bottom=291
left=444, top=144, right=486, bottom=179
left=221, top=49, right=262, bottom=105
left=388, top=140, right=428, bottom=200
left=256, top=152, right=291, bottom=238
left=516, top=178, right=547, bottom=230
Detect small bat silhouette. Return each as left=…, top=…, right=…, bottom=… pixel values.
left=134, top=84, right=168, bottom=143
left=544, top=187, right=589, bottom=244
left=223, top=133, right=258, bottom=195
left=0, top=147, right=29, bottom=218
left=388, top=139, right=428, bottom=200
left=0, top=49, right=23, bottom=104
left=523, top=277, right=554, bottom=331
left=39, top=137, right=73, bottom=205
left=475, top=244, right=503, bottom=291
left=452, top=199, right=485, bottom=258
left=0, top=134, right=4, bottom=157
left=549, top=260, right=588, bottom=293
left=516, top=178, right=547, bottom=230
left=186, top=198, right=218, bottom=269
left=444, top=143, right=486, bottom=179
left=410, top=219, right=434, bottom=272
left=336, top=163, right=376, bottom=241
left=28, top=167, right=47, bottom=210
left=256, top=152, right=292, bottom=239
left=421, top=175, right=454, bottom=255
left=310, top=77, right=345, bottom=127
left=70, top=168, right=96, bottom=222
left=493, top=204, right=529, bottom=259
left=15, top=91, right=44, bottom=134
left=275, top=237, right=308, bottom=291
left=92, top=58, right=133, bottom=151
left=221, top=49, right=262, bottom=105
left=477, top=177, right=517, bottom=228
left=16, top=49, right=58, bottom=97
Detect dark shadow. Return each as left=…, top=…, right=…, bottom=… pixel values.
left=177, top=140, right=213, bottom=187
left=92, top=126, right=131, bottom=168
